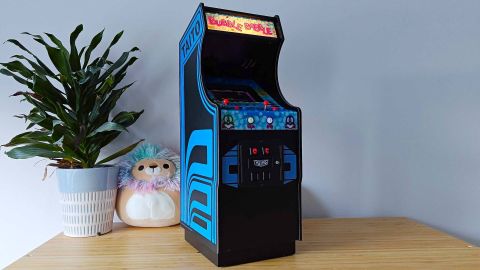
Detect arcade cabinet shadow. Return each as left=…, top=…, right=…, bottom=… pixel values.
left=179, top=4, right=302, bottom=266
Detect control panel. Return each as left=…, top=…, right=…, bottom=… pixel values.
left=222, top=142, right=298, bottom=188
left=206, top=78, right=298, bottom=131
left=221, top=109, right=297, bottom=131
left=239, top=143, right=282, bottom=187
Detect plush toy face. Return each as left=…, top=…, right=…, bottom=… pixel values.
left=118, top=144, right=181, bottom=193
left=117, top=144, right=181, bottom=227
left=132, top=159, right=176, bottom=181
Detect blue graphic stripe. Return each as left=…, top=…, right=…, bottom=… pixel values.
left=221, top=146, right=239, bottom=187
left=195, top=35, right=218, bottom=244
left=190, top=213, right=211, bottom=240
left=222, top=156, right=238, bottom=183
left=283, top=146, right=297, bottom=183
left=184, top=129, right=215, bottom=243
left=181, top=8, right=201, bottom=229
left=186, top=130, right=213, bottom=181
left=195, top=43, right=218, bottom=243
left=180, top=6, right=218, bottom=244
left=187, top=174, right=212, bottom=186
left=196, top=48, right=215, bottom=114
left=180, top=8, right=207, bottom=229
left=189, top=180, right=212, bottom=216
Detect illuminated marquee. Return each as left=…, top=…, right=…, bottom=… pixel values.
left=205, top=12, right=277, bottom=38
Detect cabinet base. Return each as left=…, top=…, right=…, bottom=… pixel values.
left=185, top=229, right=296, bottom=267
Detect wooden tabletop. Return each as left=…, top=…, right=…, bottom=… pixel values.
left=8, top=218, right=480, bottom=269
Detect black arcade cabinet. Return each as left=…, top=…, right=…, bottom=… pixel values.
left=179, top=4, right=302, bottom=266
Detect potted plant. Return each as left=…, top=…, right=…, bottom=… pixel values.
left=0, top=25, right=143, bottom=237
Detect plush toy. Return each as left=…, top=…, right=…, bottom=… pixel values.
left=116, top=143, right=180, bottom=227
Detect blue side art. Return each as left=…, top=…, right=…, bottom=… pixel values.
left=222, top=145, right=239, bottom=187
left=180, top=6, right=218, bottom=244
left=283, top=146, right=297, bottom=183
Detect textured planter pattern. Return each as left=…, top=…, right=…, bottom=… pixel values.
left=59, top=188, right=117, bottom=237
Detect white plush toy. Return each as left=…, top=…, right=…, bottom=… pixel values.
left=116, top=144, right=180, bottom=227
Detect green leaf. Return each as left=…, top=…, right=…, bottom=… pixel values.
left=11, top=55, right=47, bottom=80
left=22, top=33, right=76, bottom=99
left=23, top=33, right=69, bottom=73
left=69, top=25, right=83, bottom=71
left=89, top=82, right=134, bottom=130
left=112, top=110, right=144, bottom=127
left=10, top=91, right=33, bottom=97
left=109, top=30, right=124, bottom=48
left=51, top=124, right=66, bottom=143
left=5, top=38, right=34, bottom=54
left=32, top=75, right=67, bottom=103
left=83, top=29, right=104, bottom=69
left=21, top=92, right=56, bottom=113
left=88, top=122, right=127, bottom=137
left=61, top=144, right=84, bottom=162
left=96, top=74, right=114, bottom=95
left=45, top=32, right=69, bottom=55
left=78, top=46, right=86, bottom=59
left=5, top=143, right=65, bottom=159
left=110, top=57, right=138, bottom=89
left=96, top=139, right=144, bottom=165
left=5, top=39, right=59, bottom=81
left=89, top=131, right=121, bottom=150
left=22, top=32, right=53, bottom=48
left=45, top=46, right=70, bottom=77
left=0, top=68, right=32, bottom=86
left=100, top=30, right=124, bottom=60
left=0, top=60, right=34, bottom=78
left=88, top=96, right=102, bottom=122
left=97, top=47, right=138, bottom=83
left=20, top=108, right=54, bottom=130
left=3, top=131, right=51, bottom=147
left=59, top=80, right=76, bottom=110
left=52, top=102, right=76, bottom=128
left=78, top=65, right=101, bottom=85
left=68, top=25, right=83, bottom=71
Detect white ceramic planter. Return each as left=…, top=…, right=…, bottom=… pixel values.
left=56, top=166, right=119, bottom=237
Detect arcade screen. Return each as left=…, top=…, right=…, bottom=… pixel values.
left=208, top=89, right=261, bottom=103
left=207, top=85, right=263, bottom=103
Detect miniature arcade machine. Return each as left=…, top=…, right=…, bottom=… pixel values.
left=179, top=4, right=302, bottom=266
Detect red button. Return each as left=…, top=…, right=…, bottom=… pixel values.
left=252, top=147, right=258, bottom=155
left=223, top=98, right=229, bottom=105
left=263, top=100, right=269, bottom=110
left=264, top=147, right=270, bottom=154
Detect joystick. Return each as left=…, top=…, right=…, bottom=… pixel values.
left=263, top=100, right=269, bottom=110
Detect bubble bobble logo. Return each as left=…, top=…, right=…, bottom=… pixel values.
left=206, top=12, right=277, bottom=38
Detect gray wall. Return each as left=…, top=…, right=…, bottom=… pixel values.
left=1, top=0, right=479, bottom=267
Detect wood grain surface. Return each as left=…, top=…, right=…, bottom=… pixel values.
left=8, top=218, right=480, bottom=269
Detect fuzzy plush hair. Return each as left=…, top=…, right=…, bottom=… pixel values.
left=118, top=143, right=180, bottom=192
